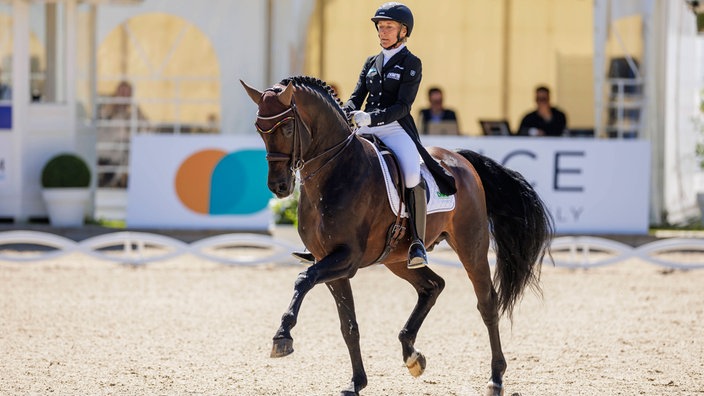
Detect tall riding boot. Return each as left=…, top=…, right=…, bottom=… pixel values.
left=292, top=250, right=315, bottom=264
left=405, top=181, right=428, bottom=269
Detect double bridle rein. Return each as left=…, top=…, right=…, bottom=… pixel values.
left=255, top=92, right=355, bottom=183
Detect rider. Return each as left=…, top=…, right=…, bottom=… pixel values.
left=294, top=2, right=456, bottom=269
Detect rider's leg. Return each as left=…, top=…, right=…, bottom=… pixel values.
left=404, top=180, right=428, bottom=269
left=373, top=124, right=427, bottom=269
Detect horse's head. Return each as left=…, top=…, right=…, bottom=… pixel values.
left=241, top=79, right=303, bottom=198
left=241, top=77, right=352, bottom=198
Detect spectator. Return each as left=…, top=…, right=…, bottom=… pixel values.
left=518, top=85, right=567, bottom=136
left=418, top=86, right=459, bottom=135
left=0, top=67, right=11, bottom=101
left=97, top=81, right=146, bottom=188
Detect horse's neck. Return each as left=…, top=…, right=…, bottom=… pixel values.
left=300, top=136, right=372, bottom=198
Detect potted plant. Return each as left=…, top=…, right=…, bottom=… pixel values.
left=41, top=153, right=92, bottom=227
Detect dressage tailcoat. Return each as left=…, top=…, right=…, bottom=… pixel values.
left=343, top=47, right=456, bottom=195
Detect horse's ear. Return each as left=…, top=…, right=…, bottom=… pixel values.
left=240, top=79, right=262, bottom=105
left=278, top=82, right=294, bottom=107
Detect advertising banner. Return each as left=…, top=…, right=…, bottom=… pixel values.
left=128, top=134, right=650, bottom=234
left=424, top=136, right=650, bottom=234
left=127, top=135, right=272, bottom=230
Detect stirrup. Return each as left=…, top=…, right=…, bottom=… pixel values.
left=292, top=251, right=315, bottom=264
left=407, top=241, right=427, bottom=269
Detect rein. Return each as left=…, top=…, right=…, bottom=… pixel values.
left=256, top=92, right=355, bottom=184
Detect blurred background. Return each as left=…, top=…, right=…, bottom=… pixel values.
left=0, top=0, right=703, bottom=231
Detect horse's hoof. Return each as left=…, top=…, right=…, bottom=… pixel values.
left=270, top=338, right=294, bottom=358
left=485, top=380, right=505, bottom=396
left=405, top=350, right=426, bottom=377
left=340, top=380, right=360, bottom=396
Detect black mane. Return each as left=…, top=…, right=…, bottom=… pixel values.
left=278, top=76, right=348, bottom=123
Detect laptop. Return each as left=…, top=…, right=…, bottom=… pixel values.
left=479, top=120, right=512, bottom=136
left=425, top=120, right=459, bottom=135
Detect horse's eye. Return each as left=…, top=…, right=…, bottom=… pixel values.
left=282, top=124, right=293, bottom=137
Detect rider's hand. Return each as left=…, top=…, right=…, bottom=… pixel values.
left=352, top=111, right=372, bottom=127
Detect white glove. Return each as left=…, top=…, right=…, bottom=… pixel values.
left=352, top=111, right=371, bottom=127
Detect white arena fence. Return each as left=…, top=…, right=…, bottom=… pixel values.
left=1, top=230, right=704, bottom=270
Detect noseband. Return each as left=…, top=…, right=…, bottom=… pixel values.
left=255, top=90, right=355, bottom=183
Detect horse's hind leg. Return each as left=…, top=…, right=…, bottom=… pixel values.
left=326, top=279, right=367, bottom=396
left=384, top=262, right=445, bottom=377
left=455, top=247, right=506, bottom=396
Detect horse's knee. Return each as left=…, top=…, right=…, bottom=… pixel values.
left=293, top=271, right=314, bottom=291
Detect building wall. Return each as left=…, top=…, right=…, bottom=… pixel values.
left=305, top=0, right=596, bottom=135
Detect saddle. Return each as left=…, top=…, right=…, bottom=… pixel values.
left=358, top=134, right=455, bottom=217
left=357, top=134, right=456, bottom=264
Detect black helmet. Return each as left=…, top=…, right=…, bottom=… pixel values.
left=371, top=2, right=414, bottom=37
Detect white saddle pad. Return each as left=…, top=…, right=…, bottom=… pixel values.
left=361, top=138, right=456, bottom=218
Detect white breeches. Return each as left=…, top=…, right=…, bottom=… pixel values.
left=359, top=122, right=421, bottom=187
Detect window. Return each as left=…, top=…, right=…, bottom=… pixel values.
left=95, top=13, right=221, bottom=188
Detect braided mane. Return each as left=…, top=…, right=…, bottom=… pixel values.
left=278, top=76, right=350, bottom=126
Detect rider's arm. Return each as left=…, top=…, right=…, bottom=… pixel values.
left=343, top=56, right=374, bottom=114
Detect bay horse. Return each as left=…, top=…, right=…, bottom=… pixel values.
left=241, top=76, right=553, bottom=396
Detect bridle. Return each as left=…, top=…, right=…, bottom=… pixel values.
left=255, top=90, right=355, bottom=183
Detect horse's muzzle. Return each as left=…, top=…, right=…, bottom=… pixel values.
left=268, top=179, right=294, bottom=198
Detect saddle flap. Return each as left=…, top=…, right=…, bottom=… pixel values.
left=359, top=137, right=455, bottom=217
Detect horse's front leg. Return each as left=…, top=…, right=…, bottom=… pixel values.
left=271, top=246, right=357, bottom=358
left=326, top=278, right=367, bottom=396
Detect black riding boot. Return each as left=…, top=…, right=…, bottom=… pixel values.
left=292, top=250, right=315, bottom=264
left=405, top=182, right=428, bottom=269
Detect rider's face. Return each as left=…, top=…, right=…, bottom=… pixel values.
left=377, top=21, right=404, bottom=48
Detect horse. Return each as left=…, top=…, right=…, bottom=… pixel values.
left=240, top=76, right=553, bottom=396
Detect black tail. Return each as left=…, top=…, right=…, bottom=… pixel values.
left=458, top=149, right=554, bottom=319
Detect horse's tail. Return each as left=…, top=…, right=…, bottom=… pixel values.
left=458, top=149, right=554, bottom=319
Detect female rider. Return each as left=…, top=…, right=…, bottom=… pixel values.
left=294, top=2, right=456, bottom=269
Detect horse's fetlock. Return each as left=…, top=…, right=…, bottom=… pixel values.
left=280, top=311, right=297, bottom=329
left=398, top=329, right=415, bottom=345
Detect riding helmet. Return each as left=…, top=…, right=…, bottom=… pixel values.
left=371, top=2, right=414, bottom=37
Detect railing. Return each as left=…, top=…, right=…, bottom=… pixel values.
left=605, top=77, right=643, bottom=139
left=1, top=231, right=704, bottom=270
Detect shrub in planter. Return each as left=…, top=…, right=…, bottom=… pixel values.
left=41, top=153, right=91, bottom=188
left=41, top=153, right=92, bottom=227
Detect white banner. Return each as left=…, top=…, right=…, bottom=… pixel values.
left=424, top=136, right=650, bottom=234
left=127, top=135, right=272, bottom=230
left=128, top=135, right=650, bottom=234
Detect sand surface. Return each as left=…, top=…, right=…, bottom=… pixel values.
left=1, top=248, right=703, bottom=395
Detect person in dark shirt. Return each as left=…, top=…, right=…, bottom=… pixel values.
left=0, top=67, right=12, bottom=101
left=419, top=86, right=459, bottom=134
left=518, top=86, right=567, bottom=137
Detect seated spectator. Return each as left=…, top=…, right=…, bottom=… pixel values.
left=419, top=86, right=459, bottom=135
left=0, top=67, right=11, bottom=101
left=518, top=85, right=567, bottom=136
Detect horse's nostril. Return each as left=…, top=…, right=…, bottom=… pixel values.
left=276, top=182, right=289, bottom=195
